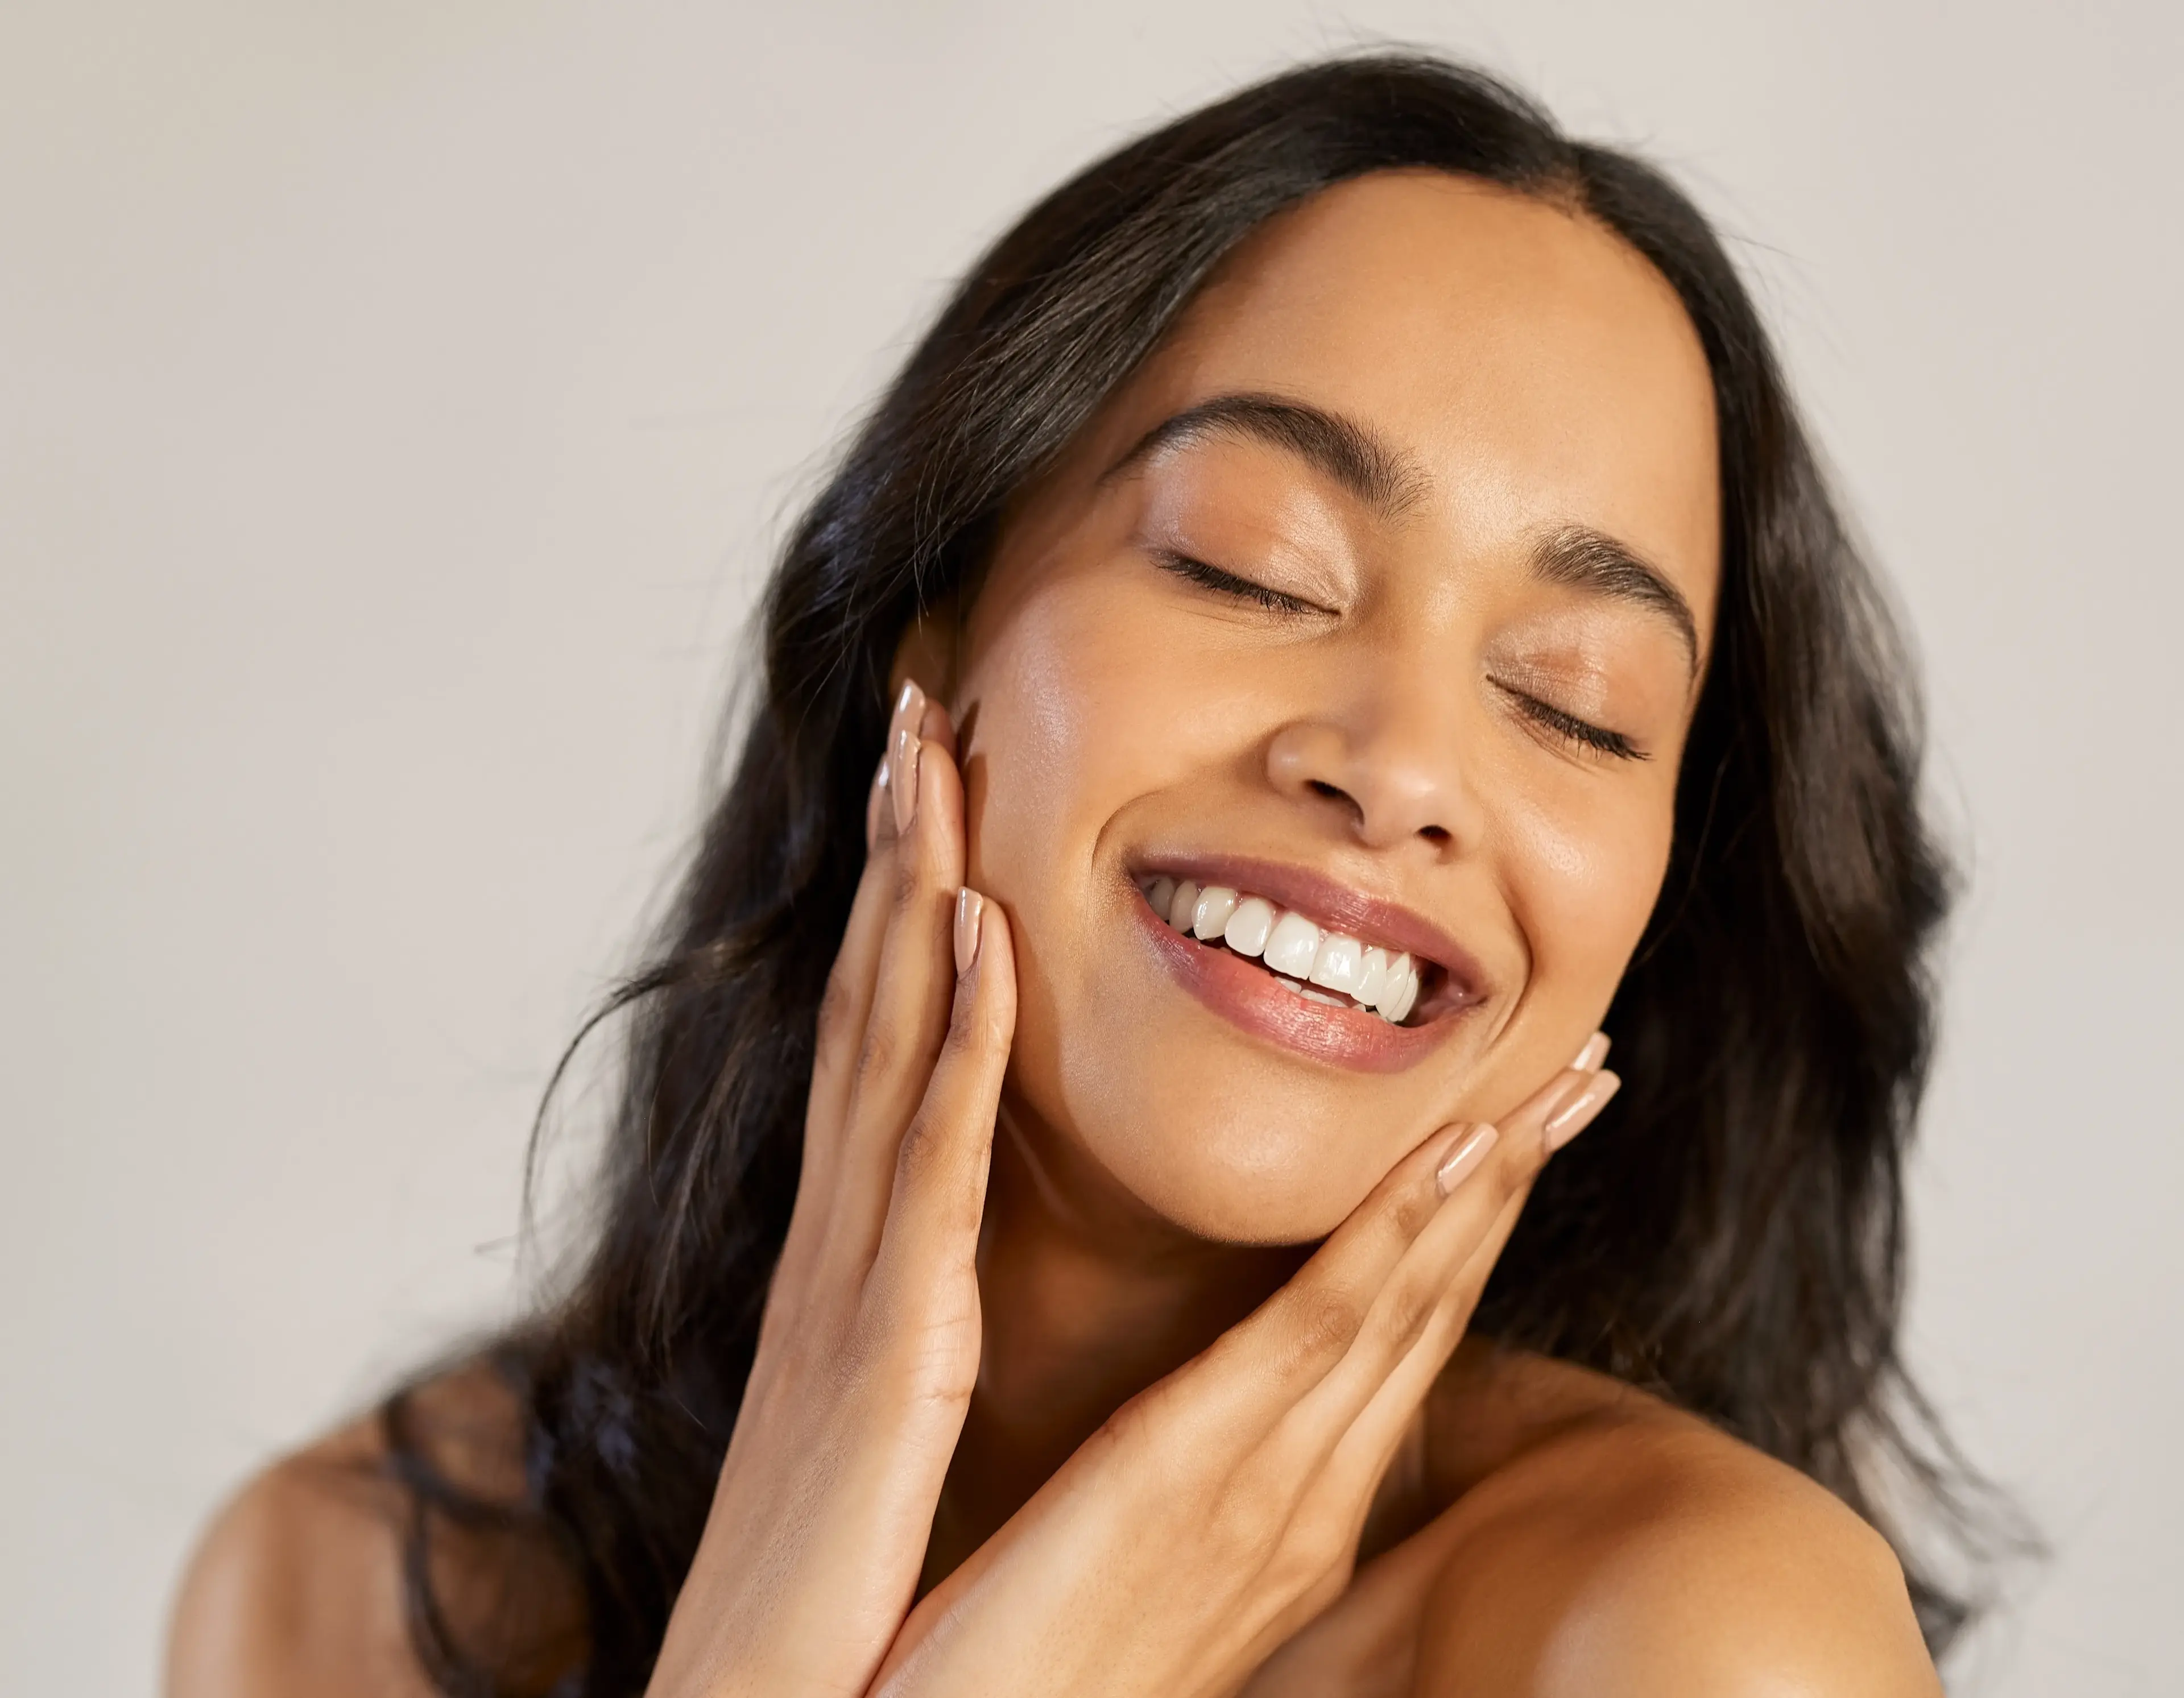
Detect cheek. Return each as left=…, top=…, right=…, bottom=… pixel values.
left=1503, top=782, right=1675, bottom=1028
left=954, top=578, right=1168, bottom=1064
left=960, top=579, right=1177, bottom=887
left=956, top=574, right=1399, bottom=1241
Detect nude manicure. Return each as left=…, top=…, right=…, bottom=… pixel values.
left=1545, top=1069, right=1620, bottom=1152
left=954, top=887, right=985, bottom=976
left=1570, top=1032, right=1610, bottom=1072
left=891, top=724, right=920, bottom=835
left=1436, top=1123, right=1499, bottom=1196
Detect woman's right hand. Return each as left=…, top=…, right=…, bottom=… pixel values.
left=644, top=680, right=1016, bottom=1698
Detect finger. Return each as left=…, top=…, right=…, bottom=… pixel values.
left=1358, top=1059, right=1621, bottom=1432
left=1294, top=1065, right=1623, bottom=1427
left=1279, top=1065, right=1624, bottom=1493
left=1310, top=1182, right=1533, bottom=1531
left=1182, top=1057, right=1615, bottom=1449
left=812, top=755, right=904, bottom=1157
left=824, top=707, right=970, bottom=1272
left=918, top=693, right=958, bottom=759
left=808, top=686, right=936, bottom=1194
left=865, top=894, right=1016, bottom=1319
left=779, top=743, right=916, bottom=1308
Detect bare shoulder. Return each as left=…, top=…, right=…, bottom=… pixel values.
left=166, top=1362, right=566, bottom=1698
left=1413, top=1360, right=1939, bottom=1697
left=166, top=1406, right=429, bottom=1698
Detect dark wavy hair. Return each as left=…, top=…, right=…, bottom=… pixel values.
left=383, top=52, right=2002, bottom=1696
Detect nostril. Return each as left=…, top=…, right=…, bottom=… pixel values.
left=1418, top=825, right=1451, bottom=845
left=1307, top=780, right=1345, bottom=802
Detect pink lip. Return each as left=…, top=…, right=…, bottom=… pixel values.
left=1126, top=863, right=1487, bottom=1075
left=1131, top=852, right=1489, bottom=999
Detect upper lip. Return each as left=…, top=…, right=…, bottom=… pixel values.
left=1128, top=851, right=1488, bottom=1002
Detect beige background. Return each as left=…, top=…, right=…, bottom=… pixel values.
left=5, top=2, right=2178, bottom=1691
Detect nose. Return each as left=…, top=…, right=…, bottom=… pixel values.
left=1264, top=702, right=1484, bottom=854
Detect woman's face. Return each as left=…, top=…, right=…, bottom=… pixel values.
left=941, top=171, right=1721, bottom=1245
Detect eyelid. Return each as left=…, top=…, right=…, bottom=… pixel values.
left=1498, top=682, right=1648, bottom=762
left=1152, top=550, right=1329, bottom=617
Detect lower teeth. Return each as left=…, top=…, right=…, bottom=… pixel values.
left=1277, top=976, right=1360, bottom=1012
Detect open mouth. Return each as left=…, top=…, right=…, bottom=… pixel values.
left=1134, top=872, right=1445, bottom=1028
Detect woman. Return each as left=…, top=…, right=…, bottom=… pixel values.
left=168, top=54, right=1989, bottom=1696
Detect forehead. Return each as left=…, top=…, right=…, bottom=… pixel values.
left=1099, top=170, right=1722, bottom=632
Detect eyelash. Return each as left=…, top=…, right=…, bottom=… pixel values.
left=1507, top=691, right=1648, bottom=761
left=1154, top=551, right=1320, bottom=615
left=1157, top=550, right=1645, bottom=763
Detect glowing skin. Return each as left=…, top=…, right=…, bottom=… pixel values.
left=168, top=170, right=1939, bottom=1698
left=942, top=171, right=1720, bottom=1246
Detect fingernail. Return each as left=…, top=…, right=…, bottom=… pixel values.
left=894, top=678, right=926, bottom=731
left=891, top=725, right=920, bottom=835
left=1545, top=1069, right=1620, bottom=1152
left=1570, top=1032, right=1610, bottom=1072
left=1435, top=1123, right=1499, bottom=1197
left=954, top=887, right=985, bottom=975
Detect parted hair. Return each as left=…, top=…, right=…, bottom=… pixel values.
left=384, top=52, right=2004, bottom=1697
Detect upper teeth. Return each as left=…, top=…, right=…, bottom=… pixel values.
left=1140, top=875, right=1422, bottom=1025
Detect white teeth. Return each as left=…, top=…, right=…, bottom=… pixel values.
left=1356, top=947, right=1391, bottom=1008
left=1261, top=911, right=1321, bottom=979
left=1137, top=873, right=1437, bottom=1026
left=1308, top=931, right=1366, bottom=996
left=1192, top=885, right=1239, bottom=940
left=1223, top=895, right=1276, bottom=958
left=1380, top=955, right=1419, bottom=1023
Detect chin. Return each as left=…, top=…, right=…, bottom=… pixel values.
left=992, top=872, right=1486, bottom=1246
left=1029, top=1026, right=1402, bottom=1246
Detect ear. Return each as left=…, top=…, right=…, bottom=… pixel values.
left=888, top=593, right=961, bottom=709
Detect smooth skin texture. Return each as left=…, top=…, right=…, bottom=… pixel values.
left=169, top=173, right=1939, bottom=1695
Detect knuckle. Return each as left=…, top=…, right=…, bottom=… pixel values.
left=941, top=986, right=1003, bottom=1061
left=1373, top=1269, right=1438, bottom=1348
left=1090, top=1395, right=1155, bottom=1463
left=893, top=1114, right=942, bottom=1187
left=1385, top=1183, right=1438, bottom=1241
left=1494, top=1134, right=1544, bottom=1203
left=1289, top=1285, right=1365, bottom=1365
left=1274, top=1519, right=1352, bottom=1599
left=814, top=967, right=859, bottom=1048
left=939, top=993, right=980, bottom=1057
left=855, top=1020, right=899, bottom=1084
left=857, top=1293, right=979, bottom=1405
left=890, top=830, right=933, bottom=908
left=894, top=1112, right=965, bottom=1200
left=1206, top=1470, right=1284, bottom=1559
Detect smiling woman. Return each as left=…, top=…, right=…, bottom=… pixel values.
left=168, top=53, right=1988, bottom=1698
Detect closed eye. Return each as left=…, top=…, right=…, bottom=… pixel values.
left=1153, top=550, right=1324, bottom=616
left=1503, top=687, right=1648, bottom=761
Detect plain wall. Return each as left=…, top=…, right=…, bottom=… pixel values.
left=5, top=2, right=2178, bottom=1691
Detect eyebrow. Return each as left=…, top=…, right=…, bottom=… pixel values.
left=1105, top=392, right=1428, bottom=519
left=1111, top=391, right=1702, bottom=676
left=1528, top=524, right=1702, bottom=680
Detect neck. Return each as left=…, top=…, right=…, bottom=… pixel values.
left=922, top=1096, right=1308, bottom=1585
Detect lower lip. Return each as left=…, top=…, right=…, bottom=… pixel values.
left=1132, top=895, right=1455, bottom=1074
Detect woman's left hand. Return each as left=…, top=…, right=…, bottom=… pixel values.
left=867, top=1049, right=1620, bottom=1697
